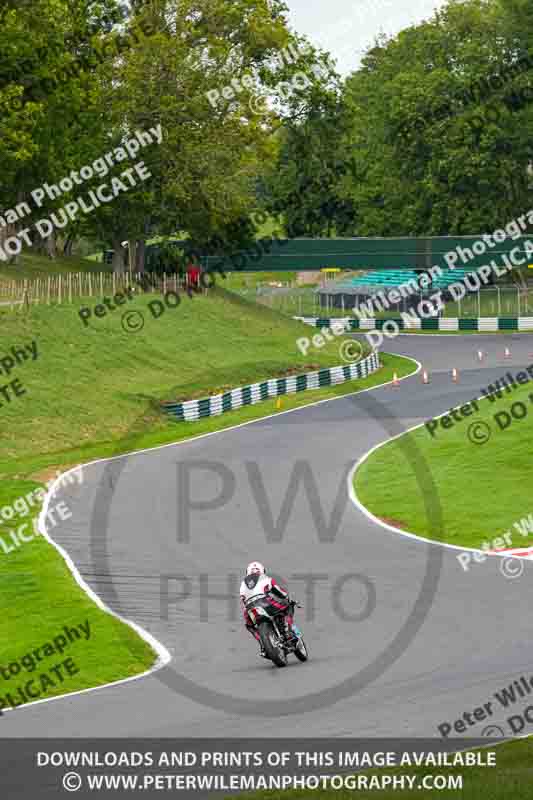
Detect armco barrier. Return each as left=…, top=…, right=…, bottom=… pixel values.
left=295, top=316, right=533, bottom=332
left=162, top=352, right=380, bottom=422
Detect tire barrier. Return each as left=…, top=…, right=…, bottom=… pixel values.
left=295, top=316, right=533, bottom=332
left=162, top=351, right=380, bottom=422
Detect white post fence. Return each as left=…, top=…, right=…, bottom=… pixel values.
left=0, top=271, right=193, bottom=309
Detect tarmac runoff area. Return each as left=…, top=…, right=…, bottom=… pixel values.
left=2, top=334, right=533, bottom=742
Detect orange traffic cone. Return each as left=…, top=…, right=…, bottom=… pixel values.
left=452, top=367, right=458, bottom=383
left=392, top=372, right=400, bottom=387
left=504, top=347, right=511, bottom=359
left=422, top=369, right=430, bottom=385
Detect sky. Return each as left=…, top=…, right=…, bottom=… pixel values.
left=285, top=0, right=449, bottom=75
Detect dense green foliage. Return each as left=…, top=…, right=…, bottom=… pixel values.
left=0, top=0, right=327, bottom=266
left=2, top=0, right=533, bottom=261
left=267, top=0, right=533, bottom=236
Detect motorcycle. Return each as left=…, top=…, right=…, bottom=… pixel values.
left=245, top=597, right=308, bottom=667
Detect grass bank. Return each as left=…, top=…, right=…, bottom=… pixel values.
left=354, top=377, right=533, bottom=550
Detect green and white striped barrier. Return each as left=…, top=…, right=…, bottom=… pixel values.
left=162, top=351, right=380, bottom=422
left=295, top=316, right=533, bottom=332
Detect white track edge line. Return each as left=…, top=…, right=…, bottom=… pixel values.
left=3, top=351, right=419, bottom=717
left=347, top=372, right=532, bottom=560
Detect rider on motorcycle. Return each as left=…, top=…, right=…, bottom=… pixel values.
left=240, top=562, right=294, bottom=657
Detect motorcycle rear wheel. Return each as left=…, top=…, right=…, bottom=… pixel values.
left=259, top=623, right=288, bottom=668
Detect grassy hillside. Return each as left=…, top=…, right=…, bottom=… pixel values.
left=1, top=286, right=379, bottom=471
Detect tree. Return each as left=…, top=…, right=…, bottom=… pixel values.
left=90, top=0, right=332, bottom=267
left=0, top=0, right=124, bottom=258
left=263, top=94, right=358, bottom=237
left=340, top=0, right=533, bottom=234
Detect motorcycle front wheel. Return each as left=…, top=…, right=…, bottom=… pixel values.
left=259, top=622, right=288, bottom=667
left=294, top=636, right=308, bottom=662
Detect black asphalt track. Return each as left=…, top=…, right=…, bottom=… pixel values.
left=3, top=334, right=533, bottom=742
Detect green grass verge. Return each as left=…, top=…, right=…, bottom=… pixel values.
left=1, top=285, right=416, bottom=709
left=354, top=377, right=533, bottom=550
left=229, top=739, right=533, bottom=800
left=0, top=480, right=155, bottom=708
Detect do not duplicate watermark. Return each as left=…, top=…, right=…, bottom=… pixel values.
left=0, top=620, right=92, bottom=714
left=455, top=511, right=533, bottom=579
left=296, top=321, right=364, bottom=365
left=425, top=365, right=533, bottom=441
left=0, top=465, right=83, bottom=556
left=0, top=341, right=38, bottom=411
left=1, top=126, right=162, bottom=263
left=437, top=669, right=533, bottom=739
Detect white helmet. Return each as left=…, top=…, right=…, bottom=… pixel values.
left=246, top=561, right=265, bottom=576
